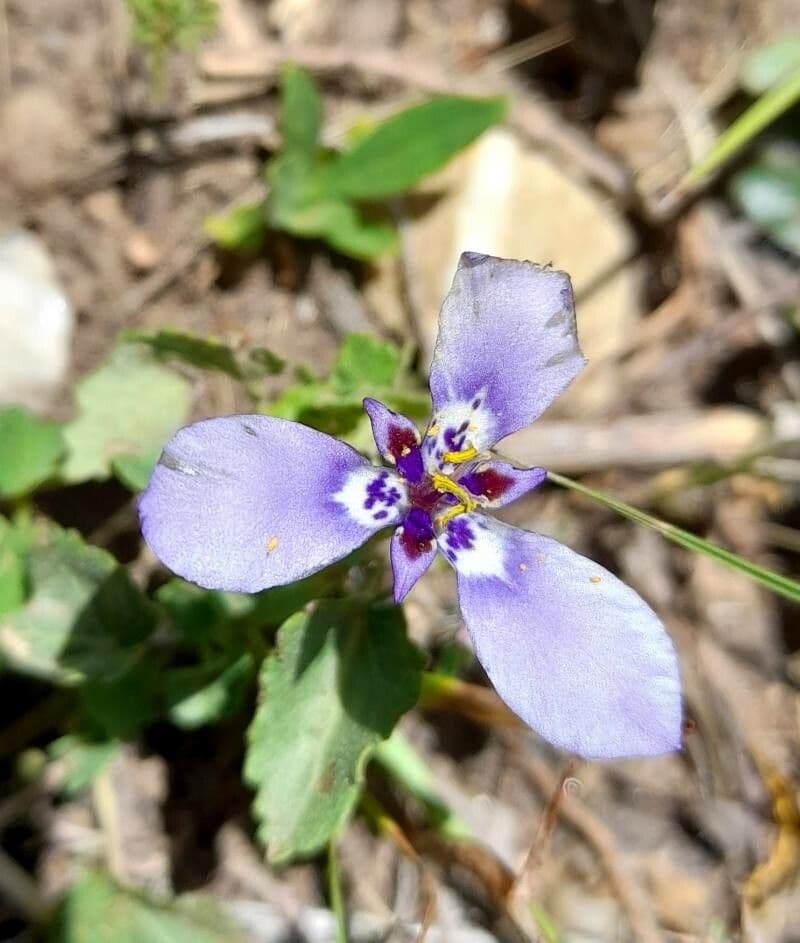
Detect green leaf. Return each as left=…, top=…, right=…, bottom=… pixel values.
left=48, top=736, right=120, bottom=798
left=78, top=660, right=159, bottom=739
left=0, top=407, right=63, bottom=498
left=125, top=0, right=219, bottom=52
left=204, top=202, right=266, bottom=253
left=547, top=470, right=800, bottom=605
left=373, top=732, right=472, bottom=840
left=332, top=334, right=402, bottom=392
left=244, top=601, right=423, bottom=863
left=280, top=65, right=322, bottom=156
left=685, top=65, right=800, bottom=184
left=62, top=346, right=191, bottom=484
left=730, top=144, right=800, bottom=255
left=165, top=652, right=254, bottom=729
left=266, top=333, right=427, bottom=441
left=51, top=870, right=247, bottom=943
left=242, top=565, right=349, bottom=629
left=0, top=523, right=156, bottom=684
left=111, top=451, right=161, bottom=493
left=156, top=579, right=237, bottom=645
left=323, top=95, right=507, bottom=198
left=267, top=152, right=399, bottom=259
left=741, top=36, right=800, bottom=95
left=321, top=200, right=399, bottom=259
left=123, top=328, right=244, bottom=378
left=265, top=152, right=327, bottom=232
left=247, top=346, right=286, bottom=377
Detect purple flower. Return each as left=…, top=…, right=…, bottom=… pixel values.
left=139, top=252, right=682, bottom=759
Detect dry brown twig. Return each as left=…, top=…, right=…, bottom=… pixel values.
left=507, top=760, right=578, bottom=936
left=504, top=733, right=665, bottom=943
left=419, top=682, right=665, bottom=942
left=116, top=178, right=265, bottom=323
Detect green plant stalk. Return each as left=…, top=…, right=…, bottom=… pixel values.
left=547, top=470, right=800, bottom=604
left=685, top=65, right=800, bottom=184
left=372, top=731, right=473, bottom=840
left=327, top=840, right=348, bottom=943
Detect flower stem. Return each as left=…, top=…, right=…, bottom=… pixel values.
left=327, top=839, right=348, bottom=943
left=547, top=470, right=800, bottom=604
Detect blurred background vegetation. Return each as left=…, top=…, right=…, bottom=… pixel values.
left=0, top=0, right=799, bottom=940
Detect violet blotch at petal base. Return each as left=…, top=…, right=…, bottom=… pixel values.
left=138, top=415, right=406, bottom=594
left=440, top=513, right=682, bottom=759
left=363, top=397, right=425, bottom=484
left=390, top=508, right=438, bottom=603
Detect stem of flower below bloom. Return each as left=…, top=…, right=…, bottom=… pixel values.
left=547, top=470, right=800, bottom=605
left=327, top=839, right=348, bottom=943
left=419, top=672, right=522, bottom=729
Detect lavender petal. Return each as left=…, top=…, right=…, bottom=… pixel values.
left=440, top=513, right=682, bottom=759
left=426, top=253, right=585, bottom=464
left=139, top=415, right=405, bottom=593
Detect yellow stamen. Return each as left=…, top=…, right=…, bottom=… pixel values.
left=442, top=446, right=479, bottom=464
left=426, top=423, right=440, bottom=437
left=430, top=472, right=478, bottom=511
left=437, top=503, right=466, bottom=527
left=266, top=536, right=279, bottom=553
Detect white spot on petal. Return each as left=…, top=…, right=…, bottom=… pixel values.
left=333, top=468, right=407, bottom=529
left=437, top=515, right=508, bottom=580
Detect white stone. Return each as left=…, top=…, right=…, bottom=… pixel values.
left=0, top=230, right=73, bottom=412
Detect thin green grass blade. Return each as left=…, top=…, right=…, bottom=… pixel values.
left=684, top=66, right=800, bottom=184
left=327, top=840, right=348, bottom=943
left=547, top=471, right=800, bottom=604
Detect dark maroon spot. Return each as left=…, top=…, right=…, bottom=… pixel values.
left=409, top=481, right=440, bottom=512
left=460, top=469, right=514, bottom=502
left=387, top=424, right=418, bottom=458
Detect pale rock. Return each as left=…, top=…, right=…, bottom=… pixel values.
left=366, top=128, right=640, bottom=415
left=0, top=230, right=74, bottom=412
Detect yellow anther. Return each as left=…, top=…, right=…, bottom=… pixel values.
left=442, top=446, right=479, bottom=465
left=437, top=503, right=467, bottom=527
left=590, top=575, right=602, bottom=584
left=426, top=423, right=440, bottom=437
left=400, top=445, right=411, bottom=457
left=266, top=536, right=279, bottom=553
left=430, top=473, right=478, bottom=511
